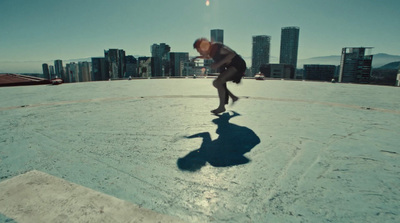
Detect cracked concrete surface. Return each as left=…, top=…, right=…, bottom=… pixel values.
left=0, top=79, right=399, bottom=222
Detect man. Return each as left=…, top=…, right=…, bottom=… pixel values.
left=193, top=38, right=246, bottom=114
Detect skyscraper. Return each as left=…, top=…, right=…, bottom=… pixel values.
left=54, top=60, right=64, bottom=79
left=168, top=52, right=189, bottom=76
left=207, top=29, right=224, bottom=73
left=79, top=62, right=91, bottom=82
left=65, top=62, right=79, bottom=83
left=211, top=29, right=224, bottom=43
left=125, top=56, right=138, bottom=77
left=279, top=27, right=300, bottom=70
left=42, top=63, right=50, bottom=80
left=151, top=43, right=170, bottom=76
left=252, top=35, right=271, bottom=75
left=339, top=47, right=373, bottom=83
left=91, top=57, right=107, bottom=81
left=104, top=49, right=126, bottom=79
left=49, top=65, right=55, bottom=78
left=138, top=57, right=152, bottom=78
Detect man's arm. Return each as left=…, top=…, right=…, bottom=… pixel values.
left=191, top=55, right=211, bottom=62
left=186, top=132, right=212, bottom=144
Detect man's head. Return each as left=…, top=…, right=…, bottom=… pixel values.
left=193, top=38, right=211, bottom=56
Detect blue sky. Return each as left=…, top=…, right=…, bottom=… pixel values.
left=1, top=0, right=400, bottom=73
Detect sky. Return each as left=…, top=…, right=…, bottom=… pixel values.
left=1, top=0, right=400, bottom=73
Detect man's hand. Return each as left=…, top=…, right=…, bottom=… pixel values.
left=211, top=63, right=219, bottom=70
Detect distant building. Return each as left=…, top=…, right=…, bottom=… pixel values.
left=168, top=52, right=189, bottom=76
left=339, top=47, right=373, bottom=83
left=252, top=35, right=271, bottom=75
left=260, top=64, right=293, bottom=79
left=42, top=63, right=50, bottom=80
left=125, top=56, right=138, bottom=77
left=104, top=49, right=126, bottom=79
left=63, top=61, right=91, bottom=83
left=183, top=59, right=210, bottom=77
left=303, top=65, right=337, bottom=81
left=280, top=27, right=300, bottom=69
left=65, top=62, right=79, bottom=83
left=79, top=62, right=91, bottom=82
left=54, top=60, right=64, bottom=79
left=183, top=61, right=204, bottom=76
left=49, top=65, right=55, bottom=78
left=151, top=43, right=170, bottom=76
left=208, top=29, right=224, bottom=73
left=396, top=67, right=400, bottom=86
left=138, top=57, right=152, bottom=78
left=91, top=57, right=108, bottom=81
left=211, top=29, right=224, bottom=43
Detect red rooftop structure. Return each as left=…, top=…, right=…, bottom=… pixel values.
left=0, top=73, right=50, bottom=87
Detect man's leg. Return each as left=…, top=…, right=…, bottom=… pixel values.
left=212, top=67, right=238, bottom=113
left=224, top=83, right=229, bottom=104
left=227, top=88, right=239, bottom=104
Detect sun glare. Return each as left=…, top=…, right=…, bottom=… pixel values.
left=206, top=0, right=210, bottom=6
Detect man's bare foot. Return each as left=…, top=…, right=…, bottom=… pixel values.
left=231, top=96, right=239, bottom=104
left=211, top=107, right=226, bottom=114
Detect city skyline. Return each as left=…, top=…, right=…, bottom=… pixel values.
left=1, top=0, right=400, bottom=73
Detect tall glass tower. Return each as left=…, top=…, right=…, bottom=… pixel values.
left=279, top=27, right=300, bottom=69
left=54, top=60, right=64, bottom=79
left=42, top=63, right=50, bottom=80
left=151, top=43, right=170, bottom=76
left=211, top=29, right=224, bottom=43
left=252, top=35, right=271, bottom=75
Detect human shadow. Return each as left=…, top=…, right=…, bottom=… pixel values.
left=177, top=111, right=261, bottom=171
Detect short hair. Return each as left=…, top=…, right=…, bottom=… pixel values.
left=193, top=38, right=209, bottom=49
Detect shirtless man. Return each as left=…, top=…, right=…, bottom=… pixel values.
left=193, top=38, right=246, bottom=114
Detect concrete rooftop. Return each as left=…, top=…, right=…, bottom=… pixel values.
left=0, top=79, right=399, bottom=222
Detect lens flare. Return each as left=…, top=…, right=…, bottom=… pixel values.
left=206, top=0, right=210, bottom=6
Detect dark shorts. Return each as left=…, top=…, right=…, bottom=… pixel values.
left=226, top=55, right=246, bottom=83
